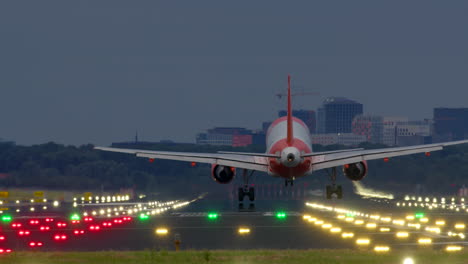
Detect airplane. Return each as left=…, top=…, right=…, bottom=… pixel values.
left=96, top=75, right=468, bottom=209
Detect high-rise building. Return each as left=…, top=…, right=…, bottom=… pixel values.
left=311, top=133, right=367, bottom=146
left=278, top=110, right=316, bottom=133
left=322, top=97, right=363, bottom=134
left=196, top=127, right=253, bottom=146
left=316, top=107, right=326, bottom=134
left=352, top=115, right=384, bottom=144
left=434, top=108, right=468, bottom=141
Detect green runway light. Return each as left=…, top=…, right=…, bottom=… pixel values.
left=346, top=212, right=356, bottom=217
left=207, top=212, right=219, bottom=220
left=276, top=212, right=287, bottom=219
left=139, top=213, right=149, bottom=220
left=415, top=213, right=425, bottom=219
left=70, top=213, right=81, bottom=221
left=1, top=215, right=12, bottom=223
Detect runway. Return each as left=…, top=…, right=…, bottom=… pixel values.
left=0, top=192, right=467, bottom=253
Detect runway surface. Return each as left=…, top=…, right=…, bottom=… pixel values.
left=0, top=192, right=467, bottom=253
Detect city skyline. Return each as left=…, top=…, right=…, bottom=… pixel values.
left=1, top=1, right=468, bottom=146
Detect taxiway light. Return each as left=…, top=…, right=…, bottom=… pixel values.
left=396, top=232, right=409, bottom=238
left=303, top=215, right=311, bottom=220
left=330, top=227, right=341, bottom=233
left=356, top=238, right=370, bottom=245
left=307, top=218, right=317, bottom=223
left=354, top=220, right=364, bottom=225
left=366, top=223, right=377, bottom=229
left=417, top=238, right=432, bottom=245
left=446, top=245, right=463, bottom=252
left=455, top=223, right=465, bottom=229
left=238, top=227, right=250, bottom=235
left=435, top=220, right=445, bottom=226
left=419, top=217, right=429, bottom=223
left=374, top=245, right=390, bottom=252
left=321, top=223, right=332, bottom=229
left=155, top=228, right=169, bottom=235
left=402, top=257, right=414, bottom=264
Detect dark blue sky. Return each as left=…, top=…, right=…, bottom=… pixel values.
left=1, top=1, right=467, bottom=145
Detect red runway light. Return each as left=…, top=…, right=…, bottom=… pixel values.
left=84, top=217, right=93, bottom=222
left=18, top=230, right=31, bottom=236
left=57, top=222, right=67, bottom=228
left=113, top=219, right=122, bottom=224
left=29, top=220, right=39, bottom=225
left=71, top=220, right=80, bottom=224
left=11, top=223, right=22, bottom=228
left=45, top=218, right=54, bottom=222
left=0, top=236, right=5, bottom=240
left=0, top=248, right=12, bottom=254
left=73, top=229, right=85, bottom=235
left=39, top=226, right=51, bottom=231
left=53, top=234, right=67, bottom=241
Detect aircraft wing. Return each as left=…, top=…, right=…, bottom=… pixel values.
left=95, top=146, right=269, bottom=172
left=309, top=140, right=468, bottom=171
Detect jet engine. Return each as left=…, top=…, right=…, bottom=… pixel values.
left=343, top=161, right=368, bottom=181
left=211, top=165, right=236, bottom=184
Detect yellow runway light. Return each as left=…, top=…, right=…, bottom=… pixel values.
left=307, top=217, right=317, bottom=223
left=321, top=223, right=332, bottom=229
left=337, top=215, right=345, bottom=219
left=396, top=232, right=409, bottom=238
left=393, top=219, right=405, bottom=226
left=330, top=227, right=342, bottom=233
left=366, top=223, right=377, bottom=229
left=446, top=245, right=463, bottom=252
left=314, top=220, right=324, bottom=225
left=155, top=228, right=169, bottom=236
left=345, top=217, right=354, bottom=222
left=380, top=217, right=392, bottom=223
left=356, top=238, right=371, bottom=245
left=419, top=217, right=429, bottom=223
left=435, top=220, right=445, bottom=226
left=374, top=245, right=390, bottom=252
left=406, top=215, right=415, bottom=220
left=379, top=227, right=390, bottom=232
left=354, top=220, right=364, bottom=225
left=341, top=232, right=354, bottom=238
left=417, top=238, right=432, bottom=245
left=302, top=215, right=311, bottom=220
left=238, top=227, right=250, bottom=235
left=455, top=223, right=465, bottom=229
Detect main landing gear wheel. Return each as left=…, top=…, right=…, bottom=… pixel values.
left=238, top=169, right=255, bottom=211
left=326, top=167, right=343, bottom=199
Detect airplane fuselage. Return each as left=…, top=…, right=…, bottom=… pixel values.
left=266, top=116, right=313, bottom=179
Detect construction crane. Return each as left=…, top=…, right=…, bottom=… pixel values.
left=275, top=91, right=320, bottom=99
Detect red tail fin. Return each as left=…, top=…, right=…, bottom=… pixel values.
left=287, top=75, right=293, bottom=145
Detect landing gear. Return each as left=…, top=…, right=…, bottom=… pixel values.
left=326, top=167, right=343, bottom=199
left=284, top=179, right=294, bottom=187
left=238, top=169, right=255, bottom=211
